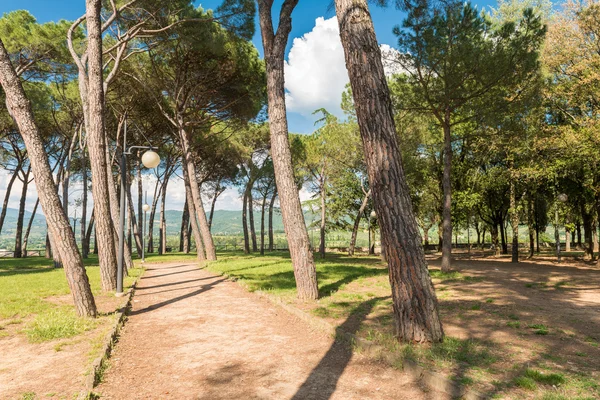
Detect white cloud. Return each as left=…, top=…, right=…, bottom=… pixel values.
left=284, top=17, right=405, bottom=120
left=285, top=17, right=349, bottom=118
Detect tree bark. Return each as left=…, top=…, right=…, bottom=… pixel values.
left=84, top=0, right=118, bottom=291
left=319, top=168, right=326, bottom=259
left=0, top=166, right=19, bottom=234
left=249, top=189, right=258, bottom=252
left=334, top=0, right=443, bottom=342
left=348, top=189, right=371, bottom=256
left=0, top=38, right=97, bottom=316
left=180, top=197, right=190, bottom=253
left=258, top=0, right=318, bottom=300
left=80, top=145, right=88, bottom=258
left=181, top=160, right=206, bottom=261
left=179, top=127, right=216, bottom=260
left=14, top=166, right=30, bottom=258
left=260, top=191, right=267, bottom=255
left=242, top=187, right=250, bottom=254
left=83, top=211, right=94, bottom=258
left=159, top=173, right=169, bottom=254
left=492, top=224, right=501, bottom=256
left=510, top=180, right=519, bottom=263
left=208, top=180, right=221, bottom=231
left=268, top=189, right=277, bottom=251
left=22, top=197, right=39, bottom=257
left=499, top=218, right=508, bottom=254
left=527, top=195, right=535, bottom=258
left=440, top=119, right=453, bottom=271
left=126, top=179, right=143, bottom=256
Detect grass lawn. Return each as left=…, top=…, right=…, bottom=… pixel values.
left=203, top=251, right=600, bottom=400
left=0, top=255, right=142, bottom=342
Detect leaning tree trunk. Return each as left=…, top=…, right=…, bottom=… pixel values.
left=268, top=189, right=277, bottom=252
left=22, top=197, right=39, bottom=257
left=527, top=195, right=535, bottom=258
left=348, top=189, right=371, bottom=256
left=0, top=166, right=19, bottom=234
left=83, top=211, right=94, bottom=258
left=208, top=179, right=223, bottom=231
left=249, top=190, right=258, bottom=252
left=510, top=179, right=519, bottom=263
left=159, top=173, right=169, bottom=255
left=80, top=146, right=88, bottom=258
left=180, top=197, right=190, bottom=253
left=440, top=119, right=453, bottom=272
left=0, top=38, right=97, bottom=316
left=242, top=187, right=250, bottom=254
left=258, top=0, right=318, bottom=299
left=319, top=170, right=326, bottom=259
left=334, top=0, right=443, bottom=342
left=260, top=192, right=267, bottom=255
left=84, top=0, right=117, bottom=291
left=181, top=162, right=206, bottom=261
left=179, top=127, right=216, bottom=260
left=83, top=0, right=117, bottom=291
left=14, top=167, right=30, bottom=258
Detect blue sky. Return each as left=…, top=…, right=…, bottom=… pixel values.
left=0, top=0, right=499, bottom=214
left=1, top=0, right=497, bottom=134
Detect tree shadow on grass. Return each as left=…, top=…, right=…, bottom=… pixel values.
left=317, top=264, right=387, bottom=298
left=291, top=297, right=388, bottom=400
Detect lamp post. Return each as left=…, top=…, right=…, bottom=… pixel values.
left=370, top=210, right=376, bottom=255
left=117, top=116, right=160, bottom=295
left=142, top=202, right=150, bottom=263
left=555, top=193, right=568, bottom=262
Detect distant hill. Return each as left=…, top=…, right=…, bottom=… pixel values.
left=0, top=207, right=318, bottom=250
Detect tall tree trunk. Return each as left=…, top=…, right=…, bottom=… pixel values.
left=581, top=204, right=594, bottom=260
left=566, top=230, right=571, bottom=253
left=268, top=189, right=277, bottom=252
left=576, top=220, right=582, bottom=248
left=181, top=161, right=206, bottom=261
left=80, top=146, right=88, bottom=258
left=0, top=166, right=19, bottom=234
left=249, top=190, right=258, bottom=252
left=62, top=128, right=78, bottom=219
left=319, top=170, right=326, bottom=259
left=527, top=195, right=535, bottom=258
left=14, top=167, right=30, bottom=258
left=260, top=192, right=267, bottom=255
left=83, top=211, right=94, bottom=258
left=242, top=187, right=250, bottom=254
left=180, top=197, right=190, bottom=253
left=510, top=180, right=519, bottom=263
left=0, top=39, right=96, bottom=316
left=334, top=0, right=443, bottom=342
left=137, top=159, right=143, bottom=240
left=159, top=173, right=169, bottom=254
left=208, top=179, right=221, bottom=230
left=348, top=189, right=371, bottom=256
left=45, top=232, right=52, bottom=259
left=258, top=0, right=318, bottom=300
left=499, top=218, right=508, bottom=255
left=481, top=226, right=486, bottom=250
left=126, top=180, right=143, bottom=256
left=83, top=0, right=117, bottom=291
left=437, top=222, right=443, bottom=252
left=440, top=119, right=453, bottom=272
left=492, top=224, right=501, bottom=256
left=179, top=127, right=216, bottom=260
left=22, top=197, right=39, bottom=257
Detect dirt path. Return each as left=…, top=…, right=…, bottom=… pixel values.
left=96, top=262, right=437, bottom=400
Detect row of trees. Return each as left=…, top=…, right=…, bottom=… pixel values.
left=2, top=0, right=597, bottom=344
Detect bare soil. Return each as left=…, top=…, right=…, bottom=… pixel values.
left=0, top=294, right=125, bottom=399
left=96, top=262, right=440, bottom=400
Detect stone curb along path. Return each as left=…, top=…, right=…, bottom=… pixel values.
left=216, top=269, right=485, bottom=400
left=76, top=270, right=145, bottom=400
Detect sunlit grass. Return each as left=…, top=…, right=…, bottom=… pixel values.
left=0, top=255, right=142, bottom=342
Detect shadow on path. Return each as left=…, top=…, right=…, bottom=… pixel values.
left=136, top=276, right=214, bottom=290
left=141, top=268, right=200, bottom=280
left=291, top=297, right=387, bottom=400
left=130, top=278, right=226, bottom=316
